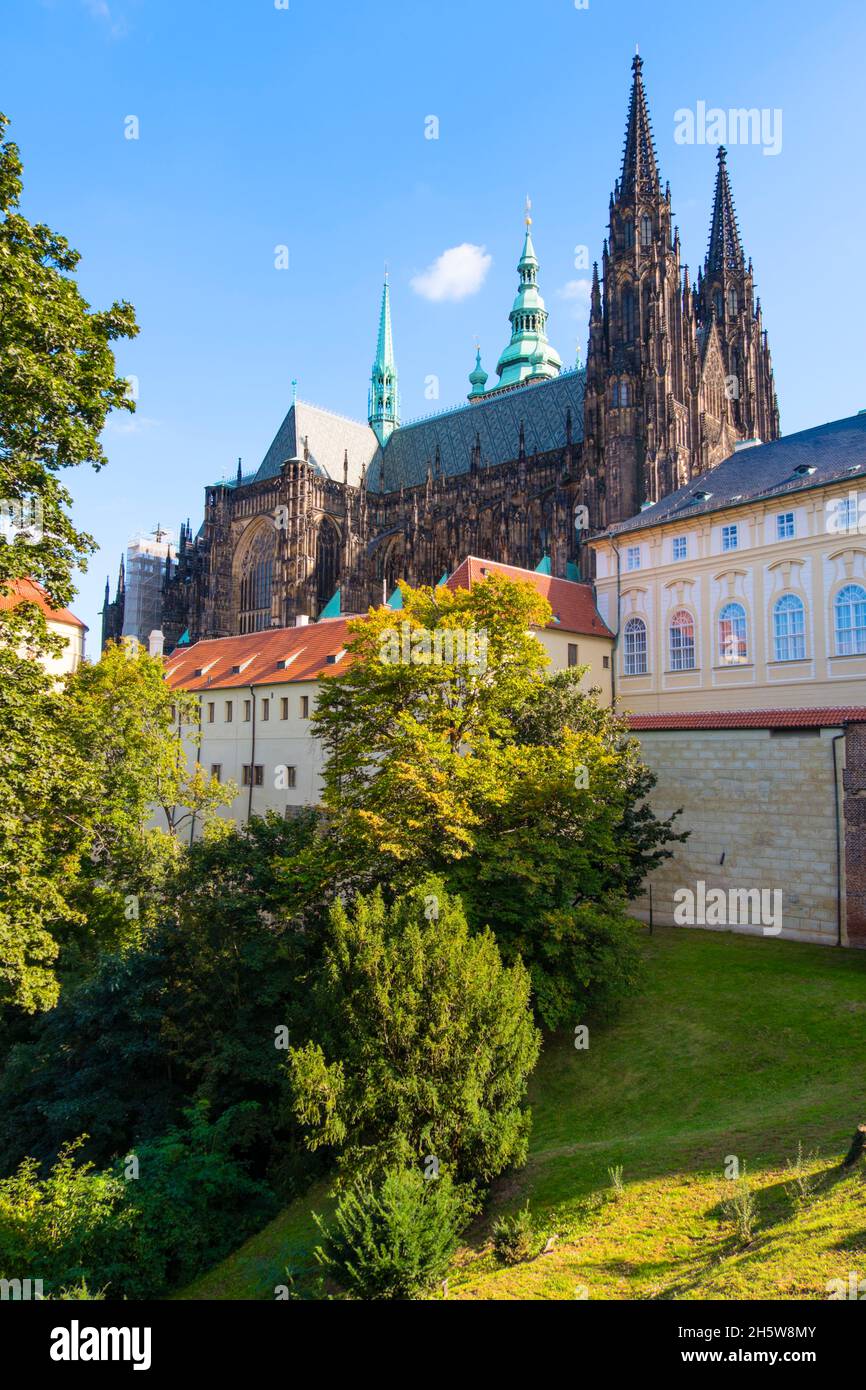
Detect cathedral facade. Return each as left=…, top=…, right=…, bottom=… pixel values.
left=151, top=56, right=779, bottom=649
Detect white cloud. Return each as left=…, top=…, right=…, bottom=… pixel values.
left=410, top=243, right=492, bottom=302
left=105, top=415, right=159, bottom=437
left=557, top=279, right=592, bottom=318
left=82, top=0, right=127, bottom=37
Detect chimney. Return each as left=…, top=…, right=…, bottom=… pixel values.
left=295, top=614, right=310, bottom=628
left=148, top=629, right=165, bottom=657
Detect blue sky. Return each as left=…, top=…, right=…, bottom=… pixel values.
left=4, top=0, right=865, bottom=640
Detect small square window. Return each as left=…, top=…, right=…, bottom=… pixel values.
left=225, top=701, right=233, bottom=723
left=207, top=702, right=215, bottom=723
left=603, top=654, right=610, bottom=669
left=254, top=764, right=264, bottom=786
left=261, top=698, right=270, bottom=721
left=672, top=536, right=687, bottom=561
left=776, top=512, right=795, bottom=541
left=280, top=697, right=289, bottom=720
left=626, top=546, right=641, bottom=571
left=567, top=643, right=579, bottom=668
left=241, top=764, right=251, bottom=786
left=243, top=699, right=252, bottom=722
left=722, top=524, right=739, bottom=552
left=284, top=765, right=297, bottom=789
left=210, top=763, right=222, bottom=782
left=300, top=695, right=310, bottom=718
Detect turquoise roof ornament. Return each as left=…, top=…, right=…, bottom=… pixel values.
left=386, top=585, right=404, bottom=610
left=468, top=345, right=489, bottom=399
left=535, top=554, right=552, bottom=575
left=318, top=588, right=341, bottom=619
left=369, top=272, right=400, bottom=445
left=494, top=198, right=563, bottom=390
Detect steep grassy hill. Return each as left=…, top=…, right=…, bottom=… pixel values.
left=181, top=927, right=866, bottom=1301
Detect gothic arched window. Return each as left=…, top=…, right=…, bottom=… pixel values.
left=624, top=217, right=635, bottom=249
left=719, top=601, right=748, bottom=664
left=314, top=518, right=340, bottom=613
left=727, top=287, right=738, bottom=317
left=669, top=609, right=696, bottom=671
left=834, top=584, right=866, bottom=655
left=237, top=524, right=275, bottom=634
left=622, top=287, right=636, bottom=342
left=624, top=617, right=648, bottom=675
left=640, top=215, right=653, bottom=247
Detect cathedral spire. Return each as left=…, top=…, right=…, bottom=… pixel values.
left=494, top=199, right=562, bottom=391
left=620, top=53, right=660, bottom=201
left=705, top=146, right=744, bottom=275
left=369, top=273, right=399, bottom=445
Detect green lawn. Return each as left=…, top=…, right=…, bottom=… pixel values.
left=180, top=926, right=866, bottom=1300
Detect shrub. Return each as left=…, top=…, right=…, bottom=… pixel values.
left=491, top=1202, right=536, bottom=1265
left=288, top=878, right=541, bottom=1186
left=314, top=1167, right=468, bottom=1300
left=0, top=1105, right=274, bottom=1298
left=723, top=1169, right=758, bottom=1248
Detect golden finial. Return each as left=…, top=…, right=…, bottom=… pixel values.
left=525, top=194, right=532, bottom=227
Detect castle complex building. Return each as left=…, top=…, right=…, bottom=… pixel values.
left=109, top=55, right=780, bottom=651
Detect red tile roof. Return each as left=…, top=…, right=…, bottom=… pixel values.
left=164, top=617, right=353, bottom=691
left=0, top=577, right=87, bottom=629
left=628, top=707, right=866, bottom=731
left=445, top=557, right=613, bottom=639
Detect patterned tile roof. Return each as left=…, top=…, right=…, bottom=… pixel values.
left=164, top=617, right=354, bottom=690
left=254, top=401, right=379, bottom=487
left=370, top=368, right=585, bottom=493
left=629, top=707, right=866, bottom=731
left=446, top=556, right=613, bottom=638
left=601, top=411, right=866, bottom=538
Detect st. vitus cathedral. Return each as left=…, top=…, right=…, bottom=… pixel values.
left=128, top=55, right=779, bottom=649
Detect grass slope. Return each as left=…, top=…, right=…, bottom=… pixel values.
left=181, top=927, right=866, bottom=1300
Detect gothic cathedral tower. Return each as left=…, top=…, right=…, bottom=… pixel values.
left=696, top=146, right=780, bottom=445
left=584, top=55, right=779, bottom=528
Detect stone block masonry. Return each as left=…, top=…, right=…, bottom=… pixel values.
left=630, top=722, right=863, bottom=946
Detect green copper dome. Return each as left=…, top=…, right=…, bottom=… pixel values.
left=468, top=346, right=489, bottom=399
left=494, top=208, right=562, bottom=390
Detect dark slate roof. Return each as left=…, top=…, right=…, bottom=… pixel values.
left=254, top=401, right=379, bottom=487
left=602, top=411, right=866, bottom=538
left=369, top=368, right=585, bottom=494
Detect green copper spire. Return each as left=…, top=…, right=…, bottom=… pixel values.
left=467, top=344, right=489, bottom=399
left=494, top=199, right=562, bottom=390
left=369, top=273, right=399, bottom=445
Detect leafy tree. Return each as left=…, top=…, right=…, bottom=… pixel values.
left=314, top=1166, right=469, bottom=1300
left=0, top=642, right=234, bottom=1011
left=0, top=112, right=137, bottom=651
left=311, top=579, right=682, bottom=1028
left=287, top=878, right=541, bottom=1187
left=0, top=814, right=326, bottom=1195
left=0, top=648, right=86, bottom=1012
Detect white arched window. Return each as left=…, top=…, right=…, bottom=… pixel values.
left=719, top=602, right=748, bottom=664
left=773, top=594, right=806, bottom=662
left=834, top=584, right=866, bottom=655
left=669, top=609, right=696, bottom=671
left=624, top=617, right=648, bottom=675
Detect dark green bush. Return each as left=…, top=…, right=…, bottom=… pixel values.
left=314, top=1167, right=470, bottom=1300
left=491, top=1201, right=536, bottom=1264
